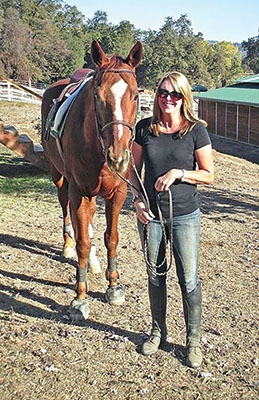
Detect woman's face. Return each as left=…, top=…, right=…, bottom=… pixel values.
left=158, top=78, right=183, bottom=116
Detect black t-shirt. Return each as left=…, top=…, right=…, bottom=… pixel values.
left=134, top=117, right=211, bottom=218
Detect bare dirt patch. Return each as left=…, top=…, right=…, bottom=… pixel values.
left=0, top=101, right=258, bottom=400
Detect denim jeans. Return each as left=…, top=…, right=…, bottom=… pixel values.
left=137, top=208, right=201, bottom=293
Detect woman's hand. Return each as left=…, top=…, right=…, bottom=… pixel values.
left=155, top=169, right=182, bottom=192
left=135, top=200, right=155, bottom=224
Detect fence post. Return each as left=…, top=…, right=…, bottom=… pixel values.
left=8, top=82, right=11, bottom=101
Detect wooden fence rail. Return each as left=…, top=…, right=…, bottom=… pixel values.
left=0, top=80, right=44, bottom=104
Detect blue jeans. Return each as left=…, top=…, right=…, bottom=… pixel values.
left=137, top=208, right=201, bottom=293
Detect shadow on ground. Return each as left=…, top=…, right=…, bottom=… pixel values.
left=210, top=133, right=259, bottom=164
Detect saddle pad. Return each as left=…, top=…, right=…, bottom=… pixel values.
left=46, top=76, right=93, bottom=139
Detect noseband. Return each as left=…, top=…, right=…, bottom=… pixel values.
left=93, top=68, right=139, bottom=154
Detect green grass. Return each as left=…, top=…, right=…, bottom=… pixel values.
left=0, top=147, right=56, bottom=200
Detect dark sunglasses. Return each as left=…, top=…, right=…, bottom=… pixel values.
left=158, top=88, right=183, bottom=101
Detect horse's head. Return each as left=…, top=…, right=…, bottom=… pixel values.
left=91, top=40, right=143, bottom=174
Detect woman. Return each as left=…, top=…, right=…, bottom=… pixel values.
left=130, top=72, right=214, bottom=368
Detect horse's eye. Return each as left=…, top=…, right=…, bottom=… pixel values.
left=133, top=94, right=139, bottom=102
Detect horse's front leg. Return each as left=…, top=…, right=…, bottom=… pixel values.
left=104, top=184, right=127, bottom=306
left=87, top=197, right=101, bottom=274
left=68, top=185, right=92, bottom=320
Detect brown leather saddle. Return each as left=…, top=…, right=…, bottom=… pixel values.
left=57, top=68, right=94, bottom=103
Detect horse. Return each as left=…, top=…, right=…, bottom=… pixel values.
left=41, top=40, right=143, bottom=320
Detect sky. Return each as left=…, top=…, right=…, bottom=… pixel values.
left=65, top=0, right=259, bottom=43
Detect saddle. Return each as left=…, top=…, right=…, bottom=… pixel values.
left=57, top=68, right=94, bottom=103
left=45, top=68, right=94, bottom=141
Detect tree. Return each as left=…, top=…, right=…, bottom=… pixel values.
left=0, top=4, right=247, bottom=87
left=0, top=8, right=34, bottom=80
left=55, top=4, right=88, bottom=76
left=31, top=18, right=70, bottom=81
left=210, top=41, right=243, bottom=87
left=137, top=15, right=205, bottom=89
left=84, top=11, right=115, bottom=68
left=242, top=34, right=259, bottom=73
left=112, top=20, right=138, bottom=57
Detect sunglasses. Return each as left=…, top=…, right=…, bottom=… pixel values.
left=158, top=88, right=183, bottom=101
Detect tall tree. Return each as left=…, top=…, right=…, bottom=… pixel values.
left=0, top=8, right=34, bottom=80
left=210, top=41, right=243, bottom=87
left=112, top=20, right=138, bottom=57
left=242, top=33, right=259, bottom=73
left=84, top=10, right=115, bottom=67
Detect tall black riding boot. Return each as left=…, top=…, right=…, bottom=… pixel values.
left=141, top=280, right=167, bottom=355
left=182, top=281, right=202, bottom=368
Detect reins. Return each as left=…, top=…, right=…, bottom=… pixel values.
left=117, top=156, right=174, bottom=277
left=92, top=66, right=174, bottom=277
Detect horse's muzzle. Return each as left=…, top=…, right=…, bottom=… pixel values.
left=106, top=148, right=130, bottom=173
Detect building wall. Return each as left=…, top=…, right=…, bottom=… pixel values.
left=207, top=102, right=216, bottom=133
left=250, top=107, right=259, bottom=146
left=239, top=105, right=249, bottom=143
left=226, top=104, right=237, bottom=140
left=198, top=100, right=259, bottom=146
left=217, top=103, right=226, bottom=137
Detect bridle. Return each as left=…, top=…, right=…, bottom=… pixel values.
left=93, top=68, right=139, bottom=155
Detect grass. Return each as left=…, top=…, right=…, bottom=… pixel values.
left=0, top=147, right=57, bottom=217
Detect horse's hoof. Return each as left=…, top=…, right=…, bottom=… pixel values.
left=105, top=285, right=125, bottom=306
left=62, top=246, right=76, bottom=260
left=87, top=255, right=101, bottom=274
left=69, top=298, right=89, bottom=320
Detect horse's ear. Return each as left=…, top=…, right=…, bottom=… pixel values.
left=91, top=40, right=109, bottom=67
left=125, top=41, right=143, bottom=68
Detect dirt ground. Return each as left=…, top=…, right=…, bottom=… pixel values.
left=0, top=102, right=258, bottom=400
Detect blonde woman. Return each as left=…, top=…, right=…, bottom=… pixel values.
left=130, top=72, right=214, bottom=368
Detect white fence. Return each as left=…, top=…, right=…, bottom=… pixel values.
left=0, top=81, right=44, bottom=104
left=0, top=82, right=199, bottom=116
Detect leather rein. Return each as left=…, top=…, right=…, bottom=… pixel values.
left=93, top=68, right=174, bottom=277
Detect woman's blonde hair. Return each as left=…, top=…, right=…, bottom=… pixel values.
left=151, top=71, right=207, bottom=137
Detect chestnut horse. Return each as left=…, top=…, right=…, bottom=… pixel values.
left=41, top=40, right=143, bottom=320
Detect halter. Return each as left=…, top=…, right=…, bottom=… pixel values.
left=93, top=68, right=139, bottom=154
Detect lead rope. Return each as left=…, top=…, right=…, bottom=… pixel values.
left=143, top=190, right=173, bottom=278
left=116, top=152, right=174, bottom=277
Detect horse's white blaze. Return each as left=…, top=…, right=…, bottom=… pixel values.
left=110, top=79, right=128, bottom=139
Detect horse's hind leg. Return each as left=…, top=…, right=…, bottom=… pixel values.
left=50, top=166, right=76, bottom=259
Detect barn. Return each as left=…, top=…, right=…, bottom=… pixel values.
left=194, top=74, right=259, bottom=146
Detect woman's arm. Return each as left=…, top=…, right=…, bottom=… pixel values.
left=155, top=144, right=214, bottom=192
left=129, top=142, right=154, bottom=224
